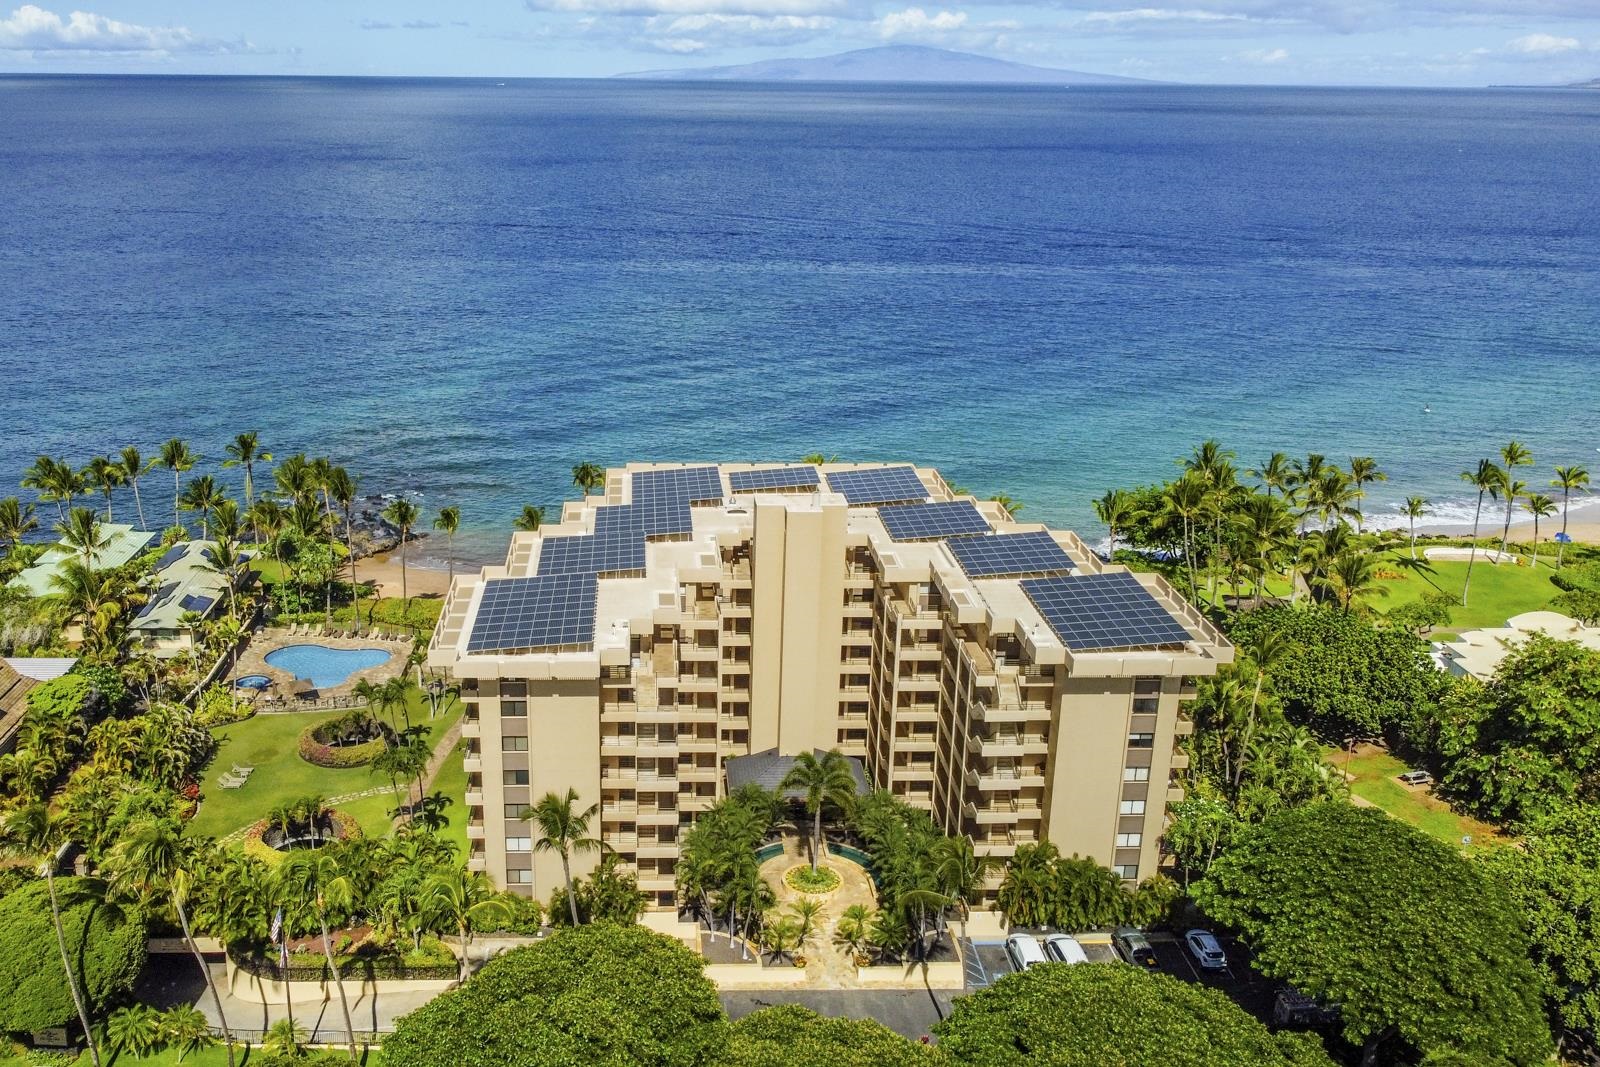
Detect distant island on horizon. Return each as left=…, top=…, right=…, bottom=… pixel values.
left=615, top=45, right=1156, bottom=86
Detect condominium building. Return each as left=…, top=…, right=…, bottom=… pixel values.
left=427, top=463, right=1232, bottom=909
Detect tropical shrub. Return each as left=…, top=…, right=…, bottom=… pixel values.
left=297, top=711, right=390, bottom=768
left=933, top=963, right=1335, bottom=1066
left=1194, top=804, right=1552, bottom=1066
left=1552, top=587, right=1600, bottom=624
left=469, top=892, right=543, bottom=935
left=195, top=683, right=254, bottom=726
left=0, top=877, right=149, bottom=1033
left=724, top=1005, right=948, bottom=1066
left=383, top=924, right=727, bottom=1067
left=995, top=843, right=1159, bottom=930
left=783, top=865, right=840, bottom=894
left=547, top=854, right=649, bottom=927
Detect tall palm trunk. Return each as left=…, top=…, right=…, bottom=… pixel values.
left=45, top=868, right=101, bottom=1067
left=1462, top=493, right=1484, bottom=606
left=561, top=851, right=578, bottom=926
left=317, top=910, right=359, bottom=1061
left=1500, top=496, right=1515, bottom=558
left=1408, top=515, right=1417, bottom=560
left=176, top=897, right=235, bottom=1067
left=173, top=470, right=182, bottom=533
left=1558, top=489, right=1571, bottom=569
left=811, top=807, right=823, bottom=873
left=131, top=479, right=146, bottom=530
left=1182, top=517, right=1197, bottom=600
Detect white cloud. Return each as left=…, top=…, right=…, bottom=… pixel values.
left=0, top=4, right=252, bottom=54
left=1236, top=45, right=1289, bottom=61
left=875, top=6, right=968, bottom=37
left=1081, top=8, right=1265, bottom=25
left=526, top=0, right=849, bottom=16
left=641, top=12, right=834, bottom=48
left=1505, top=32, right=1580, bottom=53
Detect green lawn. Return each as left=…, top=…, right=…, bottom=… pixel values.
left=432, top=740, right=469, bottom=858
left=1361, top=547, right=1566, bottom=633
left=3, top=1042, right=383, bottom=1067
left=1335, top=748, right=1508, bottom=849
left=191, top=691, right=462, bottom=842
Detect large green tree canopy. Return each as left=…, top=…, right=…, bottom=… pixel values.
left=1194, top=804, right=1552, bottom=1065
left=723, top=1006, right=946, bottom=1067
left=1228, top=606, right=1443, bottom=739
left=932, top=962, right=1334, bottom=1067
left=1482, top=802, right=1600, bottom=1036
left=1436, top=635, right=1600, bottom=826
left=383, top=923, right=727, bottom=1067
left=0, top=877, right=147, bottom=1033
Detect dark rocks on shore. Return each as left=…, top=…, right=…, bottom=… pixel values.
left=348, top=495, right=428, bottom=560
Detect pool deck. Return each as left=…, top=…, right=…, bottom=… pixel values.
left=232, top=627, right=412, bottom=701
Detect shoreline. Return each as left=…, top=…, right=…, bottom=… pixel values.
left=1409, top=496, right=1600, bottom=544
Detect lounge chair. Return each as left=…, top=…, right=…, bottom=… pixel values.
left=217, top=774, right=244, bottom=789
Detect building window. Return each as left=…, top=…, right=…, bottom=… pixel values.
left=1116, top=832, right=1143, bottom=848
left=506, top=869, right=533, bottom=884
left=504, top=803, right=531, bottom=820
left=502, top=700, right=527, bottom=717
left=1114, top=864, right=1139, bottom=880
left=502, top=736, right=529, bottom=751
left=1119, top=799, right=1147, bottom=816
left=503, top=770, right=529, bottom=786
left=506, top=837, right=531, bottom=852
left=1123, top=766, right=1150, bottom=783
left=1127, top=732, right=1155, bottom=749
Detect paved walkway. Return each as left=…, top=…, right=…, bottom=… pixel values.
left=758, top=836, right=879, bottom=988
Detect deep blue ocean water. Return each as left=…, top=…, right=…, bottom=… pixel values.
left=1, top=76, right=1597, bottom=564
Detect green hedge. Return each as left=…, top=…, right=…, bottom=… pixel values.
left=297, top=719, right=387, bottom=768
left=0, top=878, right=148, bottom=1033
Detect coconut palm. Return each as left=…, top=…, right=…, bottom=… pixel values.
left=1232, top=492, right=1295, bottom=607
left=834, top=903, right=875, bottom=963
left=1399, top=496, right=1429, bottom=560
left=1551, top=465, right=1590, bottom=570
left=571, top=463, right=607, bottom=496
left=82, top=456, right=125, bottom=522
left=527, top=788, right=603, bottom=926
left=779, top=749, right=857, bottom=873
left=381, top=497, right=420, bottom=611
left=262, top=1019, right=307, bottom=1058
left=273, top=453, right=316, bottom=506
left=1248, top=452, right=1293, bottom=498
left=247, top=497, right=288, bottom=581
left=22, top=456, right=74, bottom=522
left=1459, top=458, right=1503, bottom=607
left=308, top=458, right=344, bottom=622
left=1345, top=456, right=1386, bottom=533
left=0, top=803, right=102, bottom=1067
left=197, top=538, right=247, bottom=620
left=1092, top=488, right=1134, bottom=558
left=434, top=506, right=461, bottom=583
left=932, top=835, right=992, bottom=941
left=107, top=818, right=237, bottom=1067
left=116, top=447, right=155, bottom=530
left=423, top=866, right=508, bottom=981
left=221, top=432, right=272, bottom=507
left=1522, top=493, right=1557, bottom=569
left=1497, top=440, right=1534, bottom=555
left=178, top=476, right=225, bottom=540
left=1158, top=471, right=1208, bottom=600
left=325, top=466, right=360, bottom=612
left=1318, top=549, right=1386, bottom=612
left=278, top=849, right=360, bottom=1060
left=158, top=439, right=199, bottom=532
left=800, top=453, right=838, bottom=465
left=56, top=506, right=109, bottom=570
left=989, top=494, right=1022, bottom=517
left=513, top=505, right=546, bottom=532
left=787, top=896, right=824, bottom=948
left=0, top=496, right=39, bottom=558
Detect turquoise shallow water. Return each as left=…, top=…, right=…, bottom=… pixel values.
left=264, top=644, right=391, bottom=689
left=1, top=77, right=1596, bottom=563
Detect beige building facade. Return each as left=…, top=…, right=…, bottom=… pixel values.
left=427, top=462, right=1232, bottom=909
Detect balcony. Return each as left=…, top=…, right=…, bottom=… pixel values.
left=637, top=807, right=680, bottom=824
left=1170, top=751, right=1191, bottom=771
left=464, top=789, right=484, bottom=807
left=971, top=701, right=1048, bottom=724
left=466, top=821, right=484, bottom=840
left=638, top=840, right=681, bottom=859
left=459, top=719, right=481, bottom=739
left=1175, top=714, right=1195, bottom=737
left=890, top=764, right=936, bottom=782
left=602, top=803, right=638, bottom=818
left=967, top=732, right=1049, bottom=758
left=894, top=733, right=938, bottom=752
left=462, top=755, right=482, bottom=774
left=964, top=768, right=1044, bottom=790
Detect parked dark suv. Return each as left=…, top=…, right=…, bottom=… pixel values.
left=1112, top=927, right=1158, bottom=968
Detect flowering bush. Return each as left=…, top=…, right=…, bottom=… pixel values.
left=297, top=715, right=388, bottom=767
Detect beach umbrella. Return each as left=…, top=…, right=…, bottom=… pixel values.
left=1555, top=532, right=1573, bottom=544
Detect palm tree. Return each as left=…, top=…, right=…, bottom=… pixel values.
left=800, top=453, right=838, bottom=466
left=1234, top=629, right=1289, bottom=797
left=571, top=462, right=606, bottom=496
left=834, top=903, right=874, bottom=964
left=527, top=788, right=602, bottom=926
left=1319, top=550, right=1386, bottom=612
left=1233, top=493, right=1294, bottom=608
left=778, top=750, right=856, bottom=873
left=197, top=538, right=247, bottom=620
left=248, top=497, right=287, bottom=586
left=22, top=456, right=75, bottom=522
left=932, top=836, right=992, bottom=941
left=1158, top=472, right=1208, bottom=600
left=1399, top=496, right=1429, bottom=560
left=1345, top=457, right=1386, bottom=533
left=1497, top=441, right=1534, bottom=556
left=82, top=456, right=124, bottom=522
left=178, top=476, right=225, bottom=540
left=1522, top=493, right=1557, bottom=570
left=107, top=819, right=237, bottom=1067
left=1092, top=489, right=1134, bottom=558
left=309, top=459, right=343, bottom=623
left=1248, top=452, right=1293, bottom=498
left=996, top=841, right=1059, bottom=930
left=117, top=447, right=156, bottom=530
left=513, top=505, right=546, bottom=532
left=325, top=467, right=360, bottom=614
left=221, top=432, right=272, bottom=507
left=158, top=439, right=199, bottom=533
left=0, top=803, right=102, bottom=1067
left=1459, top=458, right=1503, bottom=607
left=57, top=506, right=109, bottom=570
left=381, top=498, right=420, bottom=612
left=434, top=506, right=461, bottom=583
left=1551, top=466, right=1590, bottom=570
left=423, top=866, right=509, bottom=981
left=989, top=494, right=1022, bottom=517
left=0, top=496, right=39, bottom=558
left=278, top=850, right=360, bottom=1061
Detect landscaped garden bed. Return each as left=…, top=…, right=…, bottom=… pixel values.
left=298, top=709, right=393, bottom=767
left=782, top=864, right=841, bottom=895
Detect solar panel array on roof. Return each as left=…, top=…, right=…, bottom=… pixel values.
left=633, top=466, right=724, bottom=507
left=878, top=500, right=990, bottom=541
left=153, top=545, right=187, bottom=572
left=466, top=574, right=598, bottom=653
left=728, top=466, right=821, bottom=493
left=179, top=593, right=215, bottom=615
left=825, top=466, right=929, bottom=506
left=948, top=531, right=1076, bottom=578
left=535, top=466, right=723, bottom=577
left=536, top=532, right=647, bottom=577
left=1020, top=572, right=1193, bottom=651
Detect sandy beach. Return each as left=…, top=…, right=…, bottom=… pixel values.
left=356, top=551, right=453, bottom=600
left=1413, top=497, right=1600, bottom=546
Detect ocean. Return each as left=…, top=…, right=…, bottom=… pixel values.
left=1, top=76, right=1596, bottom=566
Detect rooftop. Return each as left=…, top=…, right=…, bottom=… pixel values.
left=725, top=748, right=871, bottom=798
left=1434, top=610, right=1600, bottom=681
left=132, top=541, right=245, bottom=645
left=6, top=523, right=157, bottom=597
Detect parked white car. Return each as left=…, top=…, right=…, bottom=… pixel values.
left=1184, top=929, right=1228, bottom=970
left=1042, top=934, right=1088, bottom=965
left=1005, top=933, right=1048, bottom=971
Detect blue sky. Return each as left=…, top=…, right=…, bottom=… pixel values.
left=0, top=0, right=1597, bottom=85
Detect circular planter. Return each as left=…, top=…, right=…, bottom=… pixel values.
left=782, top=864, right=842, bottom=896
left=298, top=713, right=393, bottom=768
left=242, top=808, right=362, bottom=865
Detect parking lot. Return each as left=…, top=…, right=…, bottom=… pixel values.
left=963, top=930, right=1279, bottom=1027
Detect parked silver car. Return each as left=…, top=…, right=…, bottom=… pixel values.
left=1184, top=929, right=1227, bottom=970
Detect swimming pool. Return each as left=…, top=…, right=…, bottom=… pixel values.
left=232, top=674, right=272, bottom=690
left=264, top=645, right=392, bottom=689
